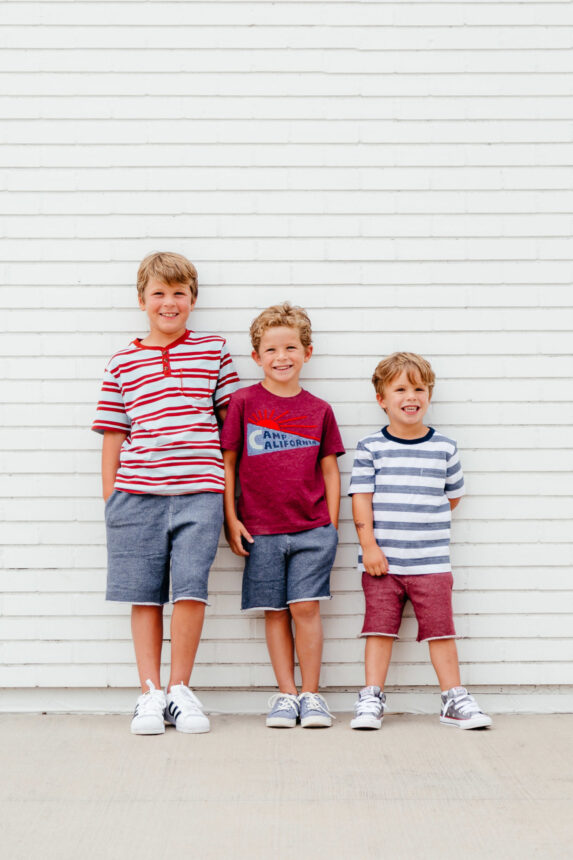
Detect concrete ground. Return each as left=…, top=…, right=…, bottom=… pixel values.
left=2, top=714, right=573, bottom=860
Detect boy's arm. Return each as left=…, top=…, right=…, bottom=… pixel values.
left=222, top=448, right=254, bottom=556
left=101, top=430, right=128, bottom=501
left=320, top=454, right=341, bottom=529
left=352, top=492, right=388, bottom=576
left=215, top=405, right=227, bottom=427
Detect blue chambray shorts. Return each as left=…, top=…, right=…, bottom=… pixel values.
left=241, top=524, right=339, bottom=611
left=105, top=490, right=223, bottom=605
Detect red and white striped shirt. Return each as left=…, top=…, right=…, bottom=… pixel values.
left=92, top=330, right=240, bottom=495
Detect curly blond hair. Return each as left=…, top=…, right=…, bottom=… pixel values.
left=250, top=302, right=312, bottom=352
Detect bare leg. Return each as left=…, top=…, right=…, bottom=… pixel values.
left=289, top=600, right=323, bottom=693
left=265, top=609, right=297, bottom=694
left=428, top=638, right=461, bottom=690
left=364, top=635, right=395, bottom=688
left=131, top=605, right=163, bottom=692
left=168, top=599, right=206, bottom=692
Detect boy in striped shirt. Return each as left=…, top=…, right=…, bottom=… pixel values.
left=348, top=352, right=491, bottom=731
left=92, top=252, right=239, bottom=735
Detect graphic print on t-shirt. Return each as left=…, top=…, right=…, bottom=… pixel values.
left=246, top=407, right=319, bottom=456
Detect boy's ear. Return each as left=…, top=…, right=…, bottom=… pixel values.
left=376, top=392, right=387, bottom=411
left=138, top=294, right=146, bottom=311
left=303, top=344, right=313, bottom=362
left=252, top=349, right=262, bottom=366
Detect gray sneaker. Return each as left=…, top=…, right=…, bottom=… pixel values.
left=266, top=693, right=300, bottom=728
left=350, top=686, right=386, bottom=730
left=298, top=692, right=333, bottom=728
left=440, top=686, right=492, bottom=730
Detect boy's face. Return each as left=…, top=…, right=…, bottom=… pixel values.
left=377, top=369, right=431, bottom=437
left=138, top=278, right=196, bottom=344
left=252, top=326, right=312, bottom=394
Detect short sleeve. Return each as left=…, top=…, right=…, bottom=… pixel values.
left=348, top=439, right=375, bottom=495
left=444, top=443, right=465, bottom=499
left=92, top=366, right=131, bottom=435
left=318, top=404, right=345, bottom=459
left=220, top=391, right=244, bottom=451
left=213, top=343, right=240, bottom=408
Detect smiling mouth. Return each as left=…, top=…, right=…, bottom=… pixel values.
left=402, top=406, right=419, bottom=413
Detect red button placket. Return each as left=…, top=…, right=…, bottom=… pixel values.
left=162, top=349, right=172, bottom=377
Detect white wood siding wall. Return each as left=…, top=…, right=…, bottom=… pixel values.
left=1, top=1, right=572, bottom=713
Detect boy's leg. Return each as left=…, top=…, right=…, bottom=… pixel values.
left=168, top=599, right=206, bottom=691
left=131, top=605, right=163, bottom=691
left=265, top=609, right=297, bottom=694
left=289, top=599, right=323, bottom=693
left=364, top=634, right=395, bottom=689
left=350, top=635, right=393, bottom=730
left=428, top=637, right=461, bottom=690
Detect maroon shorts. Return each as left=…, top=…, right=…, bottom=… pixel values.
left=361, top=571, right=456, bottom=642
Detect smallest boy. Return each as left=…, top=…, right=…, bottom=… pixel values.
left=221, top=303, right=345, bottom=728
left=349, top=352, right=491, bottom=730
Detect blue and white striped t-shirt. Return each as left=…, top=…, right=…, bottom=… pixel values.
left=348, top=426, right=465, bottom=576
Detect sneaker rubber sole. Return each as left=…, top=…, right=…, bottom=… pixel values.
left=350, top=714, right=383, bottom=730
left=266, top=715, right=297, bottom=728
left=440, top=714, right=492, bottom=730
left=130, top=719, right=166, bottom=735
left=300, top=715, right=332, bottom=728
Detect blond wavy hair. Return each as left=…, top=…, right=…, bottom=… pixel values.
left=250, top=302, right=312, bottom=352
left=372, top=352, right=435, bottom=398
left=137, top=252, right=198, bottom=301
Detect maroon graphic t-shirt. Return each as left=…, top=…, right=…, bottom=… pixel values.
left=220, top=383, right=345, bottom=535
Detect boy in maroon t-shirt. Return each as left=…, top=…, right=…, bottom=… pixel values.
left=221, top=303, right=345, bottom=728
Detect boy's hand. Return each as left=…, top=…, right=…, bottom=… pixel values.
left=224, top=518, right=254, bottom=557
left=362, top=544, right=389, bottom=577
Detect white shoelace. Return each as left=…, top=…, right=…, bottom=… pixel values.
left=267, top=693, right=299, bottom=712
left=356, top=692, right=384, bottom=717
left=169, top=684, right=204, bottom=714
left=300, top=692, right=334, bottom=718
left=444, top=689, right=481, bottom=717
left=135, top=679, right=165, bottom=716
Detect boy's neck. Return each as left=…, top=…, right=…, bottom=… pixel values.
left=139, top=329, right=187, bottom=348
left=261, top=378, right=302, bottom=398
left=385, top=421, right=430, bottom=441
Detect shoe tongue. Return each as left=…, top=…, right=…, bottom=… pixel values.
left=448, top=686, right=467, bottom=697
left=362, top=685, right=381, bottom=697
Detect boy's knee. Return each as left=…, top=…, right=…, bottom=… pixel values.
left=289, top=600, right=320, bottom=621
left=264, top=608, right=290, bottom=623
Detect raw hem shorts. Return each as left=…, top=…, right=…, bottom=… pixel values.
left=241, top=524, right=339, bottom=611
left=105, top=490, right=223, bottom=605
left=361, top=571, right=456, bottom=642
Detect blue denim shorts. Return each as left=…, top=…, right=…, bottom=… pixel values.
left=241, top=524, right=339, bottom=611
left=105, top=490, right=223, bottom=605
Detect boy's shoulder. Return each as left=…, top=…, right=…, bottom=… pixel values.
left=105, top=329, right=229, bottom=369
left=356, top=427, right=458, bottom=450
left=229, top=384, right=333, bottom=410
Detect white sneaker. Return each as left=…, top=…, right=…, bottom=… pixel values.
left=351, top=686, right=386, bottom=730
left=130, top=679, right=166, bottom=735
left=165, top=684, right=210, bottom=733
